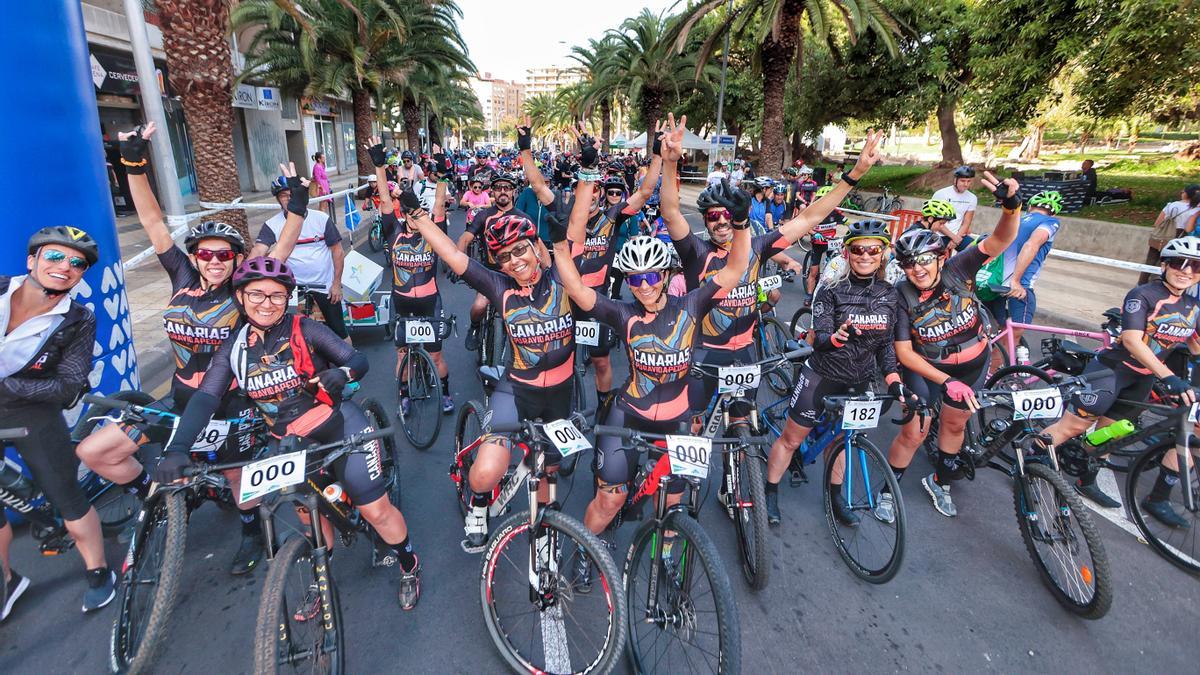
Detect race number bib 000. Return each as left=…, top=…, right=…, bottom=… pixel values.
left=575, top=320, right=600, bottom=347
left=405, top=320, right=435, bottom=344
left=543, top=419, right=591, bottom=457
left=1011, top=389, right=1063, bottom=420
left=842, top=400, right=883, bottom=430
left=169, top=418, right=231, bottom=457
left=238, top=450, right=307, bottom=503
left=665, top=435, right=712, bottom=479
left=717, top=365, right=761, bottom=394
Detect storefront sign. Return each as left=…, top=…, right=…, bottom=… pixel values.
left=232, top=83, right=256, bottom=109
left=302, top=98, right=335, bottom=116
left=256, top=87, right=282, bottom=111
left=88, top=47, right=168, bottom=96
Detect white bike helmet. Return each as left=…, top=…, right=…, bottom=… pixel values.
left=1160, top=237, right=1200, bottom=261
left=615, top=236, right=673, bottom=273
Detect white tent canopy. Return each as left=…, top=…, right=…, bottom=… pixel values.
left=627, top=129, right=710, bottom=151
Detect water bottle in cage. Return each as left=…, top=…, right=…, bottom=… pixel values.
left=1016, top=345, right=1030, bottom=365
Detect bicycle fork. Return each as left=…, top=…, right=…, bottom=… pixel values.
left=1173, top=414, right=1198, bottom=513
left=526, top=452, right=560, bottom=607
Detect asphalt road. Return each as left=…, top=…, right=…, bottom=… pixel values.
left=4, top=207, right=1198, bottom=674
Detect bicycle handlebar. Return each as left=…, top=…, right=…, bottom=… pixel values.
left=487, top=411, right=594, bottom=437
left=592, top=425, right=767, bottom=448
left=692, top=344, right=812, bottom=376
left=180, top=427, right=395, bottom=478
left=0, top=428, right=28, bottom=441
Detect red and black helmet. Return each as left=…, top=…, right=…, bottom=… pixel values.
left=484, top=214, right=537, bottom=254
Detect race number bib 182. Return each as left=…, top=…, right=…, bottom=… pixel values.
left=238, top=450, right=307, bottom=504
left=575, top=320, right=600, bottom=347
left=405, top=320, right=435, bottom=344
left=665, top=435, right=712, bottom=479
left=842, top=400, right=883, bottom=430
left=717, top=365, right=761, bottom=394
left=1011, top=389, right=1063, bottom=420
left=542, top=419, right=591, bottom=457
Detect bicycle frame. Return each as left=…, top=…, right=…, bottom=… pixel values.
left=993, top=318, right=1111, bottom=366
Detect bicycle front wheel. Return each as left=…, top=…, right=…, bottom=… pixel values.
left=481, top=509, right=626, bottom=674
left=731, top=425, right=770, bottom=590
left=368, top=221, right=383, bottom=252
left=789, top=306, right=813, bottom=343
left=361, top=397, right=401, bottom=508
left=110, top=490, right=187, bottom=674
left=1126, top=441, right=1200, bottom=574
left=452, top=399, right=487, bottom=517
left=759, top=317, right=796, bottom=396
left=398, top=348, right=443, bottom=450
left=1014, top=463, right=1112, bottom=619
left=625, top=511, right=740, bottom=674
left=823, top=435, right=906, bottom=583
left=255, top=536, right=344, bottom=674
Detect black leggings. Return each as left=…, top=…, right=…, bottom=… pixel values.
left=595, top=406, right=686, bottom=494
left=309, top=290, right=350, bottom=339
left=0, top=405, right=90, bottom=527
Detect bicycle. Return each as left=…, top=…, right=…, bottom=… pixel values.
left=692, top=345, right=812, bottom=590
left=593, top=425, right=742, bottom=674
left=393, top=315, right=455, bottom=450
left=452, top=411, right=626, bottom=673
left=751, top=274, right=799, bottom=397
left=251, top=426, right=403, bottom=674
left=368, top=212, right=384, bottom=253
left=922, top=374, right=1114, bottom=618
left=864, top=186, right=902, bottom=215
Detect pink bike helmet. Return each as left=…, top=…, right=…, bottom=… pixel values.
left=232, top=256, right=295, bottom=291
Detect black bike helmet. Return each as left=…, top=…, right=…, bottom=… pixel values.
left=28, top=226, right=100, bottom=266
left=270, top=175, right=290, bottom=197
left=696, top=186, right=723, bottom=211
left=185, top=221, right=246, bottom=254
left=489, top=172, right=518, bottom=189
left=893, top=228, right=947, bottom=261
left=844, top=219, right=891, bottom=245
left=952, top=165, right=976, bottom=179
left=602, top=175, right=626, bottom=191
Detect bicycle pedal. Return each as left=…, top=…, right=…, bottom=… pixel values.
left=460, top=539, right=487, bottom=555
left=789, top=468, right=807, bottom=487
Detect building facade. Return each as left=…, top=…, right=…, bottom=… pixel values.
left=524, top=65, right=584, bottom=99
left=469, top=72, right=525, bottom=145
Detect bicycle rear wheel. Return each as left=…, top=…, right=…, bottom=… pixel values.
left=452, top=399, right=487, bottom=517
left=90, top=476, right=141, bottom=535
left=823, top=436, right=906, bottom=583
left=481, top=509, right=626, bottom=674
left=397, top=348, right=442, bottom=450
left=759, top=317, right=796, bottom=396
left=1014, top=463, right=1112, bottom=619
left=731, top=425, right=770, bottom=590
left=110, top=490, right=187, bottom=674
left=368, top=219, right=383, bottom=252
left=255, top=536, right=344, bottom=674
left=360, top=397, right=400, bottom=508
left=625, top=511, right=740, bottom=674
left=1126, top=441, right=1200, bottom=574
left=789, top=306, right=813, bottom=343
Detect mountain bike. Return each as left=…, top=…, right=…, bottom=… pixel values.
left=593, top=425, right=742, bottom=674
left=368, top=212, right=384, bottom=253
left=751, top=275, right=799, bottom=396
left=393, top=315, right=455, bottom=449
left=455, top=412, right=626, bottom=673
left=692, top=346, right=811, bottom=589
left=864, top=186, right=902, bottom=215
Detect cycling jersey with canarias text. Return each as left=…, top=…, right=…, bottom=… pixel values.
left=381, top=212, right=438, bottom=299
left=1100, top=281, right=1200, bottom=375
left=570, top=201, right=638, bottom=289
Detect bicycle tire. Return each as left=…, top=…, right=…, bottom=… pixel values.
left=822, top=436, right=906, bottom=583
left=254, top=535, right=344, bottom=674
left=93, top=479, right=142, bottom=536
left=481, top=509, right=627, bottom=674
left=760, top=317, right=796, bottom=396
left=360, top=397, right=400, bottom=508
left=398, top=348, right=442, bottom=450
left=731, top=425, right=770, bottom=590
left=368, top=220, right=383, bottom=252
left=1014, top=462, right=1112, bottom=619
left=1126, top=441, right=1200, bottom=574
left=788, top=306, right=813, bottom=343
left=453, top=399, right=487, bottom=517
left=110, top=489, right=187, bottom=674
left=624, top=511, right=741, bottom=674
left=795, top=235, right=812, bottom=254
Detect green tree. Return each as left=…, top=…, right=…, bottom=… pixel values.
left=569, top=36, right=623, bottom=143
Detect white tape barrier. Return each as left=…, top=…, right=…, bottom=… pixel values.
left=1046, top=248, right=1159, bottom=275
left=121, top=183, right=367, bottom=271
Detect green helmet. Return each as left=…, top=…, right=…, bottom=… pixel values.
left=921, top=198, right=957, bottom=220
left=1029, top=190, right=1063, bottom=214
left=814, top=185, right=835, bottom=199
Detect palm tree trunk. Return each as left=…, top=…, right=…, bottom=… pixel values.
left=642, top=90, right=665, bottom=156
left=600, top=98, right=612, bottom=145
left=758, top=0, right=801, bottom=176
left=936, top=97, right=964, bottom=167
left=352, top=88, right=374, bottom=177
left=401, top=97, right=421, bottom=151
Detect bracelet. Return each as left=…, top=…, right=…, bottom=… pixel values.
left=731, top=220, right=750, bottom=230
left=576, top=169, right=601, bottom=182
left=120, top=157, right=148, bottom=168
left=841, top=174, right=860, bottom=187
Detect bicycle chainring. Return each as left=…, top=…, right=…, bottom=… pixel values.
left=1057, top=440, right=1092, bottom=478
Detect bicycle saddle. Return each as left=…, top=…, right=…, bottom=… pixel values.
left=1057, top=340, right=1097, bottom=358
left=478, top=365, right=506, bottom=388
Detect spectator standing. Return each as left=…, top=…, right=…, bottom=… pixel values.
left=930, top=165, right=979, bottom=251
left=1141, top=184, right=1200, bottom=284
left=1080, top=159, right=1098, bottom=203
left=706, top=161, right=727, bottom=188
left=311, top=151, right=336, bottom=224
left=729, top=160, right=745, bottom=187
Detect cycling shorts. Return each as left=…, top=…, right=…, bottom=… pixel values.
left=594, top=405, right=686, bottom=495
left=902, top=350, right=989, bottom=411
left=267, top=401, right=388, bottom=506
left=0, top=404, right=90, bottom=525
left=119, top=394, right=258, bottom=464
left=392, top=294, right=444, bottom=353
left=786, top=364, right=866, bottom=427
left=1068, top=359, right=1153, bottom=419
left=483, top=378, right=575, bottom=460
left=688, top=344, right=760, bottom=416
left=806, top=244, right=828, bottom=273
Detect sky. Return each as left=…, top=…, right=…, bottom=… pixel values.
left=457, top=0, right=679, bottom=82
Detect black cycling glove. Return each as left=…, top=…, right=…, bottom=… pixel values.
left=368, top=143, right=388, bottom=168
left=517, top=125, right=533, bottom=152
left=991, top=179, right=1021, bottom=210
left=119, top=128, right=150, bottom=176
left=652, top=130, right=664, bottom=157
left=286, top=175, right=309, bottom=217
left=433, top=151, right=452, bottom=178
left=578, top=134, right=599, bottom=169
left=314, top=367, right=350, bottom=398
left=398, top=188, right=423, bottom=214
left=888, top=381, right=921, bottom=409
left=153, top=452, right=191, bottom=484
left=545, top=212, right=569, bottom=244
left=714, top=178, right=752, bottom=223
left=1159, top=374, right=1190, bottom=395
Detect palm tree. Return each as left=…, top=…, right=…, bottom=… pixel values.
left=523, top=93, right=574, bottom=148
left=154, top=0, right=246, bottom=234
left=569, top=36, right=622, bottom=143
left=672, top=0, right=905, bottom=174
left=608, top=9, right=713, bottom=148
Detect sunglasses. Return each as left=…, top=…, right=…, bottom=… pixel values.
left=898, top=253, right=939, bottom=269
left=492, top=185, right=514, bottom=192
left=848, top=244, right=884, bottom=257
left=606, top=189, right=624, bottom=197
left=194, top=248, right=237, bottom=262
left=705, top=209, right=732, bottom=223
left=243, top=289, right=289, bottom=306
left=41, top=249, right=88, bottom=270
left=627, top=271, right=664, bottom=287
left=495, top=241, right=533, bottom=265
left=470, top=184, right=483, bottom=189
left=1165, top=258, right=1200, bottom=273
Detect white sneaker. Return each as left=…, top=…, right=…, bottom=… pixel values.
left=462, top=506, right=488, bottom=553
left=873, top=491, right=896, bottom=524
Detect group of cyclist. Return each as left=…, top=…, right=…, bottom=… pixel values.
left=4, top=108, right=1199, bottom=648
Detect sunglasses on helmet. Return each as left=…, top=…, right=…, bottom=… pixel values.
left=627, top=271, right=664, bottom=287
left=898, top=253, right=939, bottom=269
left=41, top=249, right=88, bottom=270
left=194, top=248, right=237, bottom=262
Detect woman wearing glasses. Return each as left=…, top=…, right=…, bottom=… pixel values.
left=883, top=173, right=1022, bottom=519
left=76, top=123, right=304, bottom=577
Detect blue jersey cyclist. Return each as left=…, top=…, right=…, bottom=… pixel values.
left=1042, top=237, right=1200, bottom=521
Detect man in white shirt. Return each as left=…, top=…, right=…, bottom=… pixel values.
left=251, top=179, right=349, bottom=341
left=931, top=165, right=979, bottom=251
left=706, top=161, right=728, bottom=188
left=729, top=160, right=745, bottom=187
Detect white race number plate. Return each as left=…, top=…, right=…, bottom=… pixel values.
left=758, top=275, right=782, bottom=292
left=1011, top=389, right=1063, bottom=420
left=665, top=435, right=712, bottom=479
left=543, top=419, right=591, bottom=457
left=717, top=365, right=761, bottom=394
left=405, top=320, right=435, bottom=344
left=238, top=450, right=306, bottom=503
left=842, top=400, right=883, bottom=430
left=575, top=320, right=600, bottom=347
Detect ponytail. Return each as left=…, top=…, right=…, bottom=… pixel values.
left=1186, top=184, right=1200, bottom=209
